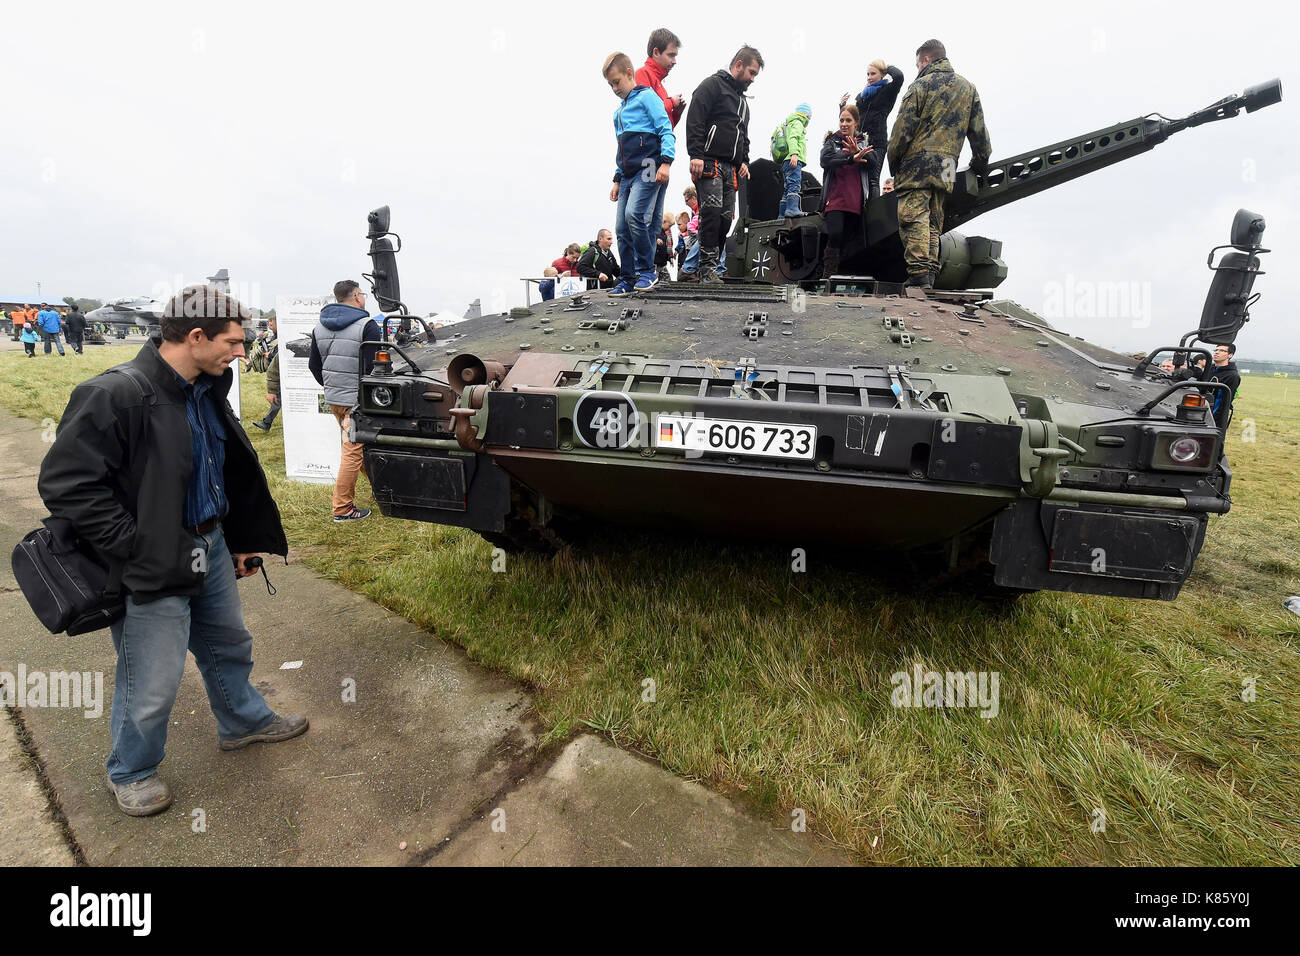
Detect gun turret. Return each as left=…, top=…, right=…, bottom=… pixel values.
left=739, top=80, right=1281, bottom=289
left=944, top=79, right=1282, bottom=230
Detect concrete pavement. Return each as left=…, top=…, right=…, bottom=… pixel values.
left=0, top=407, right=844, bottom=866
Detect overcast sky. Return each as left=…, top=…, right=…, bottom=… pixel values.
left=4, top=1, right=1296, bottom=359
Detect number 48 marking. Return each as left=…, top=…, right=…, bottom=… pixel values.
left=590, top=406, right=622, bottom=433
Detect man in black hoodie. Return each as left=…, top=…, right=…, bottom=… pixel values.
left=685, top=45, right=763, bottom=282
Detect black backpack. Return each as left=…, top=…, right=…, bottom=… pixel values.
left=11, top=365, right=155, bottom=636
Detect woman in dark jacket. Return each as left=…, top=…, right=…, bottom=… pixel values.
left=818, top=105, right=873, bottom=278
left=841, top=60, right=904, bottom=196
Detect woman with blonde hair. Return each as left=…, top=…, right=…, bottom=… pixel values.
left=840, top=59, right=904, bottom=197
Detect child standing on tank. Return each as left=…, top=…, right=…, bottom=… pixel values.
left=604, top=51, right=675, bottom=296
left=771, top=103, right=812, bottom=217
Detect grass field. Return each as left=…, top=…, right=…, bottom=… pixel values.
left=3, top=344, right=1297, bottom=865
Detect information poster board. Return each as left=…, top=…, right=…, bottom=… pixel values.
left=275, top=295, right=340, bottom=484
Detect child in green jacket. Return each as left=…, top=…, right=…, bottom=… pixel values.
left=772, top=103, right=812, bottom=217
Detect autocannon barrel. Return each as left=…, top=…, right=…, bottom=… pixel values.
left=943, top=79, right=1282, bottom=231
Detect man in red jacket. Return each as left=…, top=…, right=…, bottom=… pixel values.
left=636, top=28, right=685, bottom=264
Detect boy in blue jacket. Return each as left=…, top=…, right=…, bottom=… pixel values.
left=604, top=52, right=675, bottom=295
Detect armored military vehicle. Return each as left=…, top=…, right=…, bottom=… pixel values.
left=349, top=80, right=1279, bottom=600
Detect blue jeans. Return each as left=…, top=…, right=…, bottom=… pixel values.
left=681, top=238, right=727, bottom=276
left=615, top=174, right=659, bottom=282
left=42, top=330, right=64, bottom=355
left=651, top=180, right=667, bottom=260
left=106, top=525, right=275, bottom=783
left=779, top=160, right=805, bottom=216
left=539, top=280, right=555, bottom=301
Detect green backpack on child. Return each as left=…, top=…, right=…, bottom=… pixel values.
left=771, top=121, right=791, bottom=162
left=771, top=109, right=810, bottom=164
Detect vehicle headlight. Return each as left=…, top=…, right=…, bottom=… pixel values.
left=1168, top=436, right=1203, bottom=464
left=370, top=385, right=395, bottom=408
left=1146, top=429, right=1216, bottom=471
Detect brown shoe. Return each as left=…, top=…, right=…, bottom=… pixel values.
left=219, top=713, right=309, bottom=751
left=106, top=773, right=173, bottom=817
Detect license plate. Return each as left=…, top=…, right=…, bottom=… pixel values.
left=654, top=415, right=817, bottom=460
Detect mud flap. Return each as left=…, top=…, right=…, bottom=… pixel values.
left=365, top=447, right=510, bottom=532
left=989, top=499, right=1207, bottom=600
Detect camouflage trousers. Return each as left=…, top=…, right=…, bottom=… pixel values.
left=896, top=187, right=945, bottom=277
left=694, top=160, right=737, bottom=276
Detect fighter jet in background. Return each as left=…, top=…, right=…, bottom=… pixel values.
left=85, top=296, right=164, bottom=338
left=85, top=267, right=233, bottom=338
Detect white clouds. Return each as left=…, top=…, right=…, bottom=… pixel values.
left=3, top=0, right=1297, bottom=358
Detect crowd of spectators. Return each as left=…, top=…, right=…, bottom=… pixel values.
left=4, top=303, right=89, bottom=356
left=538, top=185, right=714, bottom=299
left=535, top=29, right=901, bottom=293
left=539, top=182, right=726, bottom=297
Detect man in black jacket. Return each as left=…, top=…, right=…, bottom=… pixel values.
left=63, top=306, right=88, bottom=354
left=1206, top=343, right=1242, bottom=429
left=38, top=284, right=306, bottom=817
left=577, top=230, right=620, bottom=288
left=686, top=44, right=763, bottom=282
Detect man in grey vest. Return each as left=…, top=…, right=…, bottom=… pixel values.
left=308, top=279, right=381, bottom=521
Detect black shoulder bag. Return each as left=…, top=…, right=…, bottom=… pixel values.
left=11, top=365, right=155, bottom=636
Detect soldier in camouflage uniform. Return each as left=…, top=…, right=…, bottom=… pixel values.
left=887, top=39, right=992, bottom=288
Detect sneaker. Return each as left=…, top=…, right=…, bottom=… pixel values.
left=634, top=274, right=658, bottom=292
left=333, top=506, right=372, bottom=522
left=699, top=272, right=723, bottom=284
left=608, top=280, right=633, bottom=297
left=106, top=773, right=173, bottom=817
left=677, top=271, right=699, bottom=282
left=250, top=420, right=269, bottom=431
left=219, top=713, right=309, bottom=751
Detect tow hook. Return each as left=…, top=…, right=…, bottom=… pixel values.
left=449, top=384, right=490, bottom=451
left=1022, top=419, right=1070, bottom=498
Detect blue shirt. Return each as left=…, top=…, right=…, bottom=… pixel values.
left=37, top=309, right=63, bottom=333
left=173, top=370, right=229, bottom=529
